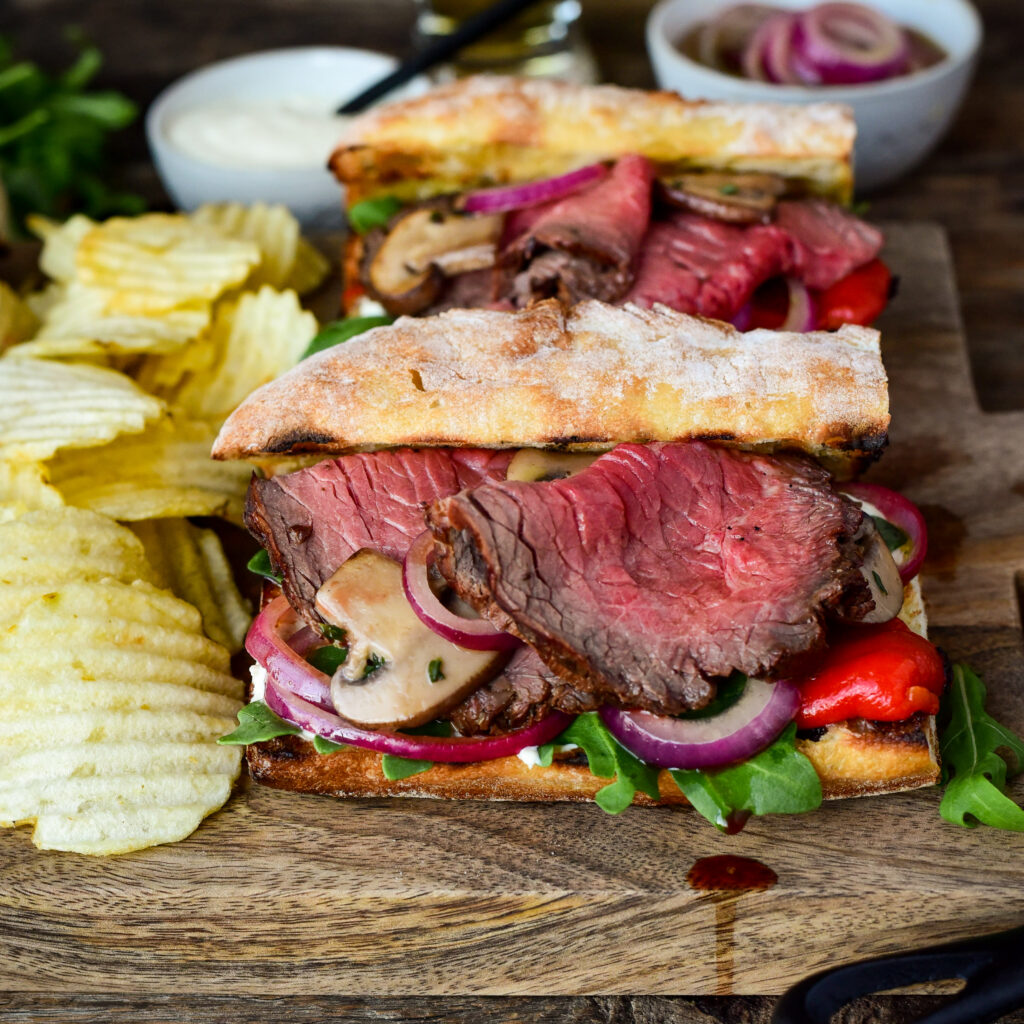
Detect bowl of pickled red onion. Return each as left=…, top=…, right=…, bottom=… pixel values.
left=646, top=0, right=981, bottom=191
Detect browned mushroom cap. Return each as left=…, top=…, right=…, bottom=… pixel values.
left=657, top=172, right=788, bottom=225
left=360, top=201, right=503, bottom=316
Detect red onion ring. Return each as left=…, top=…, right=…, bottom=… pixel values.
left=246, top=595, right=334, bottom=710
left=600, top=679, right=800, bottom=770
left=403, top=531, right=521, bottom=651
left=462, top=164, right=607, bottom=215
left=780, top=278, right=817, bottom=331
left=760, top=14, right=804, bottom=84
left=793, top=3, right=909, bottom=84
left=840, top=483, right=927, bottom=582
left=264, top=676, right=572, bottom=763
left=697, top=3, right=777, bottom=70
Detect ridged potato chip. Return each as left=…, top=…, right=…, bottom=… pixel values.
left=0, top=534, right=243, bottom=855
left=76, top=214, right=259, bottom=315
left=28, top=213, right=96, bottom=283
left=47, top=416, right=252, bottom=523
left=0, top=460, right=63, bottom=522
left=132, top=518, right=252, bottom=654
left=11, top=281, right=212, bottom=360
left=285, top=237, right=331, bottom=295
left=0, top=506, right=154, bottom=585
left=191, top=202, right=299, bottom=290
left=174, top=286, right=317, bottom=423
left=0, top=357, right=163, bottom=461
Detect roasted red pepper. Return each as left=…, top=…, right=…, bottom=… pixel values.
left=816, top=258, right=893, bottom=329
left=796, top=619, right=946, bottom=728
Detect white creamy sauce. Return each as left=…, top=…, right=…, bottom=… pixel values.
left=165, top=96, right=352, bottom=170
left=517, top=743, right=578, bottom=769
left=352, top=295, right=388, bottom=317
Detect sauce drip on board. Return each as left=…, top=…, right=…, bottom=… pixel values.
left=687, top=855, right=778, bottom=995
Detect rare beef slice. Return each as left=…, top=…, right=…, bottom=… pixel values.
left=427, top=441, right=869, bottom=715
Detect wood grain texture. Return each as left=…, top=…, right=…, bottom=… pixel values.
left=1, top=225, right=1022, bottom=1005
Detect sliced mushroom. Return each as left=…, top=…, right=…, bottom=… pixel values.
left=505, top=449, right=601, bottom=482
left=315, top=549, right=507, bottom=730
left=361, top=203, right=503, bottom=316
left=657, top=172, right=788, bottom=224
left=837, top=519, right=904, bottom=624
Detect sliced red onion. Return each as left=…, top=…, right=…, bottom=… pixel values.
left=793, top=3, right=909, bottom=84
left=462, top=164, right=607, bottom=215
left=698, top=4, right=777, bottom=70
left=403, top=530, right=520, bottom=651
left=265, top=676, right=571, bottom=763
left=731, top=301, right=753, bottom=332
left=760, top=14, right=804, bottom=85
left=780, top=278, right=817, bottom=331
left=741, top=16, right=775, bottom=80
left=840, top=482, right=927, bottom=582
left=246, top=595, right=334, bottom=710
left=601, top=679, right=799, bottom=770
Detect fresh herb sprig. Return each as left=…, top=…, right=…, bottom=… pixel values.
left=218, top=700, right=300, bottom=745
left=0, top=34, right=144, bottom=234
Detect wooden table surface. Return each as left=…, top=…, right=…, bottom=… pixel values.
left=2, top=1, right=1023, bottom=1022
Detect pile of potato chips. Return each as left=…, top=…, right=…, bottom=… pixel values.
left=0, top=204, right=329, bottom=854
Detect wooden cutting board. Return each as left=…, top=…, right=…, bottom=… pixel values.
left=2, top=223, right=1022, bottom=998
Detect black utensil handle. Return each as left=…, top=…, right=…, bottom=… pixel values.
left=338, top=0, right=546, bottom=114
left=773, top=925, right=1024, bottom=1024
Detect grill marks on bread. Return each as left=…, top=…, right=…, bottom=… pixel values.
left=428, top=442, right=869, bottom=715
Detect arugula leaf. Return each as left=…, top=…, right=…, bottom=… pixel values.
left=939, top=664, right=1024, bottom=831
left=669, top=723, right=822, bottom=831
left=678, top=673, right=746, bottom=720
left=307, top=645, right=347, bottom=674
left=301, top=315, right=394, bottom=360
left=347, top=195, right=403, bottom=235
left=379, top=720, right=452, bottom=780
left=549, top=712, right=661, bottom=814
left=381, top=755, right=433, bottom=780
left=218, top=701, right=301, bottom=745
left=247, top=548, right=282, bottom=584
left=312, top=735, right=347, bottom=755
left=871, top=515, right=909, bottom=552
left=0, top=35, right=143, bottom=233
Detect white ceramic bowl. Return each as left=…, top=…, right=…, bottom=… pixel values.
left=147, top=47, right=419, bottom=229
left=647, top=0, right=982, bottom=191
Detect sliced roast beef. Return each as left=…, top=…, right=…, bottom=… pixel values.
left=624, top=214, right=792, bottom=319
left=427, top=442, right=869, bottom=716
left=448, top=646, right=600, bottom=735
left=246, top=448, right=513, bottom=623
left=497, top=154, right=655, bottom=306
left=774, top=200, right=883, bottom=290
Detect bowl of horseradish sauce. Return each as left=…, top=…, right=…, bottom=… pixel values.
left=147, top=47, right=426, bottom=229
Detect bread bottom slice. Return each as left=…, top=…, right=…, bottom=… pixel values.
left=245, top=579, right=940, bottom=806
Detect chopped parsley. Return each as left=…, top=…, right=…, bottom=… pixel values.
left=320, top=623, right=347, bottom=643
left=362, top=652, right=387, bottom=678
left=428, top=658, right=445, bottom=683
left=872, top=570, right=888, bottom=596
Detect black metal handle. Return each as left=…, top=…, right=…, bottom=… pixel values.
left=337, top=0, right=546, bottom=114
left=773, top=925, right=1024, bottom=1024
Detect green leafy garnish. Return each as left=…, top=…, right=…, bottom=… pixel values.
left=871, top=515, right=909, bottom=552
left=939, top=664, right=1024, bottom=831
left=669, top=723, right=822, bottom=831
left=428, top=658, right=445, bottom=683
left=347, top=195, right=403, bottom=235
left=312, top=735, right=347, bottom=755
left=320, top=623, right=347, bottom=643
left=301, top=315, right=395, bottom=360
left=872, top=570, right=888, bottom=596
left=719, top=183, right=740, bottom=195
left=218, top=700, right=301, bottom=745
left=362, top=652, right=386, bottom=678
left=307, top=644, right=347, bottom=674
left=0, top=34, right=144, bottom=234
left=852, top=199, right=872, bottom=217
left=540, top=712, right=661, bottom=814
left=380, top=720, right=452, bottom=780
left=677, top=673, right=746, bottom=720
left=247, top=549, right=282, bottom=584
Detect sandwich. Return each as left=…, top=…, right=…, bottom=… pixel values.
left=329, top=77, right=893, bottom=332
left=213, top=300, right=944, bottom=829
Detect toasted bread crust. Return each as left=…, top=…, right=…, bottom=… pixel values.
left=213, top=300, right=888, bottom=476
left=330, top=76, right=854, bottom=206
